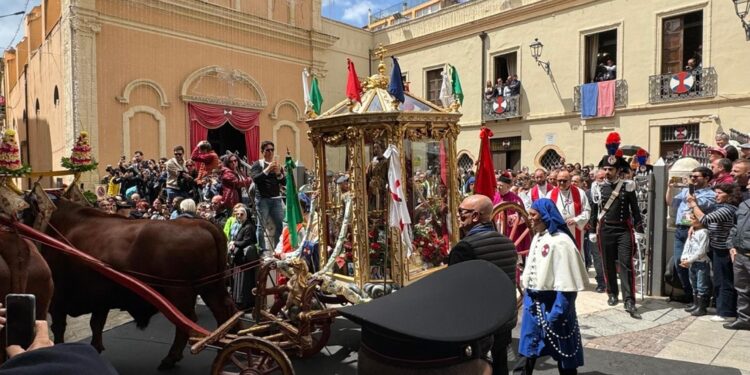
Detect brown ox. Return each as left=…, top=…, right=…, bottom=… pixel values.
left=0, top=226, right=54, bottom=362
left=35, top=199, right=236, bottom=370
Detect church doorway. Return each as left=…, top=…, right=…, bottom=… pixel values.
left=207, top=123, right=247, bottom=159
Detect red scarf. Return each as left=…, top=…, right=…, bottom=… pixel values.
left=550, top=187, right=583, bottom=250
left=530, top=183, right=552, bottom=202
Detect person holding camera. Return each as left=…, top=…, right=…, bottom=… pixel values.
left=164, top=145, right=190, bottom=203
left=666, top=166, right=716, bottom=307
left=221, top=155, right=252, bottom=210
left=0, top=304, right=118, bottom=374
left=250, top=141, right=285, bottom=252
left=191, top=141, right=220, bottom=188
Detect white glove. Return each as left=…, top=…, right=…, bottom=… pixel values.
left=588, top=233, right=597, bottom=243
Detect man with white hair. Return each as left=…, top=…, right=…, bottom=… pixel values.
left=546, top=170, right=591, bottom=252
left=175, top=198, right=197, bottom=219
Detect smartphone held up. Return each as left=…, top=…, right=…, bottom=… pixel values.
left=5, top=294, right=36, bottom=349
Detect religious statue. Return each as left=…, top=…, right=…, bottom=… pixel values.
left=366, top=142, right=388, bottom=211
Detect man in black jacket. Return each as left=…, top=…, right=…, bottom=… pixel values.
left=448, top=194, right=517, bottom=375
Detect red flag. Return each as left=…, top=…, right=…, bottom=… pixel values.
left=474, top=127, right=496, bottom=198
left=346, top=58, right=362, bottom=103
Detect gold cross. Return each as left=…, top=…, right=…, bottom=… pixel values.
left=373, top=43, right=388, bottom=61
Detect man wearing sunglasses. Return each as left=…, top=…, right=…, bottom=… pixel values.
left=165, top=145, right=190, bottom=203
left=250, top=140, right=285, bottom=252
left=448, top=194, right=517, bottom=375
left=666, top=166, right=716, bottom=306
left=546, top=170, right=591, bottom=252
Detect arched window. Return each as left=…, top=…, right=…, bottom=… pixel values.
left=458, top=153, right=474, bottom=172
left=35, top=99, right=40, bottom=114
left=53, top=86, right=60, bottom=107
left=539, top=149, right=563, bottom=170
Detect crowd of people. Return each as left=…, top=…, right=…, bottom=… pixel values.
left=95, top=140, right=305, bottom=311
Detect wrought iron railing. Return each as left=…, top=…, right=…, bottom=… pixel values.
left=681, top=141, right=710, bottom=166
left=572, top=79, right=628, bottom=112
left=648, top=67, right=717, bottom=104
left=370, top=0, right=432, bottom=23
left=730, top=128, right=749, bottom=145
left=483, top=95, right=521, bottom=121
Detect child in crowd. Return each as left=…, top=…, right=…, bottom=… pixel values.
left=680, top=214, right=711, bottom=316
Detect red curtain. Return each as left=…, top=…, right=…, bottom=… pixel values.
left=188, top=102, right=260, bottom=162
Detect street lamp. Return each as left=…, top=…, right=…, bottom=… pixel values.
left=529, top=38, right=551, bottom=75
left=733, top=0, right=750, bottom=40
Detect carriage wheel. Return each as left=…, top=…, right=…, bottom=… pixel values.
left=211, top=337, right=295, bottom=375
left=300, top=320, right=332, bottom=358
left=491, top=201, right=533, bottom=309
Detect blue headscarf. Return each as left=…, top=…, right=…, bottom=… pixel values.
left=531, top=198, right=575, bottom=242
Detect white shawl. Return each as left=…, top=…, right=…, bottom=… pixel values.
left=521, top=230, right=589, bottom=292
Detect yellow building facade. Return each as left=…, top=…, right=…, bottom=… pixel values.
left=4, top=0, right=750, bottom=188
left=3, top=0, right=371, bottom=187
left=373, top=0, right=750, bottom=170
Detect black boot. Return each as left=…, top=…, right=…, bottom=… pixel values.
left=684, top=292, right=699, bottom=313
left=691, top=295, right=708, bottom=317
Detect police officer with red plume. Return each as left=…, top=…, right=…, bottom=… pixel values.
left=590, top=132, right=643, bottom=319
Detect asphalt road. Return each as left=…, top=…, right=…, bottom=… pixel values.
left=91, top=306, right=740, bottom=375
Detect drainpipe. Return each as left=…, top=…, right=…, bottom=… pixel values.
left=478, top=32, right=488, bottom=125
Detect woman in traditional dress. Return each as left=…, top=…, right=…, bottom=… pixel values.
left=517, top=198, right=589, bottom=375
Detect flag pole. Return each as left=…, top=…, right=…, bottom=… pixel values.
left=384, top=215, right=390, bottom=295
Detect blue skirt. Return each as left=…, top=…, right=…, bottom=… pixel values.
left=518, top=290, right=584, bottom=370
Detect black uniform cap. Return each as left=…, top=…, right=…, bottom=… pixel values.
left=339, top=260, right=515, bottom=368
left=597, top=154, right=629, bottom=170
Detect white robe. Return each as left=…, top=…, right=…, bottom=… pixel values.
left=521, top=230, right=589, bottom=292
left=545, top=187, right=591, bottom=250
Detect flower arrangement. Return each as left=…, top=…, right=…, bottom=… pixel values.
left=368, top=227, right=387, bottom=268
left=0, top=129, right=31, bottom=176
left=413, top=222, right=447, bottom=265
left=61, top=131, right=98, bottom=172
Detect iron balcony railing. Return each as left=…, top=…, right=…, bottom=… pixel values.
left=730, top=128, right=749, bottom=145
left=648, top=67, right=716, bottom=104
left=483, top=94, right=521, bottom=121
left=370, top=0, right=429, bottom=23
left=572, top=79, right=628, bottom=112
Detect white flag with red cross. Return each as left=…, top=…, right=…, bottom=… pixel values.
left=384, top=144, right=413, bottom=256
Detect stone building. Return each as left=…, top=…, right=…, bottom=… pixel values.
left=4, top=0, right=750, bottom=187
left=2, top=0, right=370, bottom=187
left=371, top=0, right=750, bottom=170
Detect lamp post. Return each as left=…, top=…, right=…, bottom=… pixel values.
left=733, top=0, right=750, bottom=40
left=529, top=38, right=551, bottom=75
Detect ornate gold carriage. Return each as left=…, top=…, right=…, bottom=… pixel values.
left=306, top=56, right=462, bottom=295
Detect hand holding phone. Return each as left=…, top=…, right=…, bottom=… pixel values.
left=688, top=184, right=696, bottom=195
left=5, top=294, right=36, bottom=349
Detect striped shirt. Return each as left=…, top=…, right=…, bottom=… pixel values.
left=700, top=203, right=737, bottom=250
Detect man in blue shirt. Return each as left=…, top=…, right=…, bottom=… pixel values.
left=666, top=166, right=716, bottom=305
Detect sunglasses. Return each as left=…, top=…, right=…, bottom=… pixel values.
left=457, top=207, right=475, bottom=217
left=690, top=175, right=703, bottom=179
left=174, top=153, right=183, bottom=156
left=557, top=179, right=569, bottom=183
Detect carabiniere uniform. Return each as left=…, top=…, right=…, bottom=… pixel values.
left=590, top=154, right=643, bottom=319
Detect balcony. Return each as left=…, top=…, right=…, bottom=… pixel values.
left=483, top=95, right=521, bottom=121
left=573, top=80, right=628, bottom=112
left=648, top=67, right=717, bottom=104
